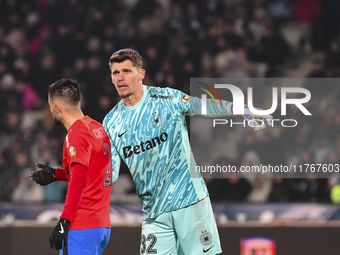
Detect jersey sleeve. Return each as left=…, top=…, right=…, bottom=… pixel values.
left=188, top=97, right=232, bottom=117
left=111, top=146, right=121, bottom=184
left=60, top=163, right=87, bottom=221
left=68, top=128, right=91, bottom=167
left=55, top=168, right=69, bottom=181
left=169, top=88, right=232, bottom=117
left=102, top=119, right=121, bottom=184
left=166, top=88, right=192, bottom=116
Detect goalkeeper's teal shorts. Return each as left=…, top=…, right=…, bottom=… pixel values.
left=141, top=196, right=222, bottom=255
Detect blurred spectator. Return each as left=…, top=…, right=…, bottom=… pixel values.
left=202, top=0, right=225, bottom=26
left=11, top=152, right=44, bottom=203
left=143, top=45, right=162, bottom=80
left=82, top=55, right=106, bottom=116
left=233, top=4, right=248, bottom=37
left=36, top=148, right=64, bottom=202
left=0, top=154, right=11, bottom=201
left=94, top=95, right=115, bottom=122
left=132, top=0, right=159, bottom=22
left=12, top=168, right=44, bottom=203
left=207, top=174, right=252, bottom=202
left=206, top=157, right=252, bottom=202
left=258, top=25, right=290, bottom=76
left=308, top=57, right=326, bottom=78
left=268, top=0, right=292, bottom=28
left=35, top=54, right=60, bottom=98
left=239, top=151, right=273, bottom=202
left=291, top=0, right=321, bottom=23
left=51, top=24, right=78, bottom=69
left=258, top=133, right=285, bottom=166
left=248, top=8, right=269, bottom=44
left=290, top=173, right=330, bottom=202
left=267, top=177, right=292, bottom=202
left=314, top=136, right=334, bottom=164
left=3, top=111, right=22, bottom=136
left=247, top=177, right=272, bottom=203
left=325, top=38, right=340, bottom=77
left=27, top=24, right=53, bottom=58
left=167, top=4, right=185, bottom=34
left=290, top=151, right=330, bottom=202
left=291, top=0, right=322, bottom=53
left=13, top=59, right=35, bottom=85
left=16, top=81, right=41, bottom=110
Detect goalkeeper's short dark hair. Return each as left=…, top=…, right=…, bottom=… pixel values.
left=109, top=48, right=142, bottom=70
left=48, top=78, right=81, bottom=105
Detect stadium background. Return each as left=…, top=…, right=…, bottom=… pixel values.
left=1, top=0, right=340, bottom=254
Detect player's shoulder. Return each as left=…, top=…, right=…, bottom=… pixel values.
left=68, top=122, right=89, bottom=142
left=146, top=85, right=185, bottom=100
left=103, top=100, right=124, bottom=126
left=70, top=116, right=97, bottom=134
left=82, top=115, right=101, bottom=126
left=69, top=117, right=88, bottom=131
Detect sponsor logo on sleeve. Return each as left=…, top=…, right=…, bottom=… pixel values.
left=69, top=146, right=76, bottom=158
left=182, top=95, right=192, bottom=104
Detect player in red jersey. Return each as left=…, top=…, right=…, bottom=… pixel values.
left=30, top=78, right=113, bottom=255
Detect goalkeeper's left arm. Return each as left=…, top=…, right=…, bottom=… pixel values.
left=188, top=97, right=273, bottom=130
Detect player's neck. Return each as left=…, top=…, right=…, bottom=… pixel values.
left=122, top=85, right=144, bottom=107
left=64, top=111, right=85, bottom=131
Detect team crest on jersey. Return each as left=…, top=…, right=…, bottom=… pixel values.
left=200, top=230, right=212, bottom=245
left=151, top=112, right=162, bottom=128
left=69, top=146, right=76, bottom=158
left=182, top=95, right=192, bottom=104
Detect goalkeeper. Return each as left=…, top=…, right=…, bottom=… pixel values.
left=103, top=49, right=272, bottom=255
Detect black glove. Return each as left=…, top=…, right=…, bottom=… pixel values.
left=49, top=218, right=70, bottom=250
left=29, top=162, right=56, bottom=186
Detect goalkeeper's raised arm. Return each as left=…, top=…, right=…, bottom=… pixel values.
left=188, top=96, right=273, bottom=130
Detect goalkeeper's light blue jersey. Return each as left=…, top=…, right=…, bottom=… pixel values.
left=103, top=85, right=208, bottom=219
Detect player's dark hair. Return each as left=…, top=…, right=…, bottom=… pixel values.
left=109, top=48, right=142, bottom=69
left=48, top=78, right=80, bottom=105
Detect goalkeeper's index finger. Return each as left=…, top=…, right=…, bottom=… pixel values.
left=254, top=114, right=273, bottom=127
left=254, top=113, right=273, bottom=119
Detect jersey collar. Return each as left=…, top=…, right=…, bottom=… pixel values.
left=122, top=84, right=148, bottom=111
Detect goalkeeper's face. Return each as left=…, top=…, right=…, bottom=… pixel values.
left=110, top=59, right=145, bottom=99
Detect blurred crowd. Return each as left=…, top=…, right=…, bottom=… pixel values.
left=0, top=0, right=340, bottom=204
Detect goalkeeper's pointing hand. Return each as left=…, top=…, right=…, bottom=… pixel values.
left=30, top=162, right=56, bottom=186
left=227, top=103, right=273, bottom=131
left=243, top=104, right=273, bottom=131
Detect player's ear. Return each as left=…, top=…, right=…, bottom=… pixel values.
left=54, top=103, right=62, bottom=113
left=49, top=98, right=60, bottom=114
left=139, top=69, right=146, bottom=81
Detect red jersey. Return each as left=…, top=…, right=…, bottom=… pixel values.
left=59, top=116, right=112, bottom=230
